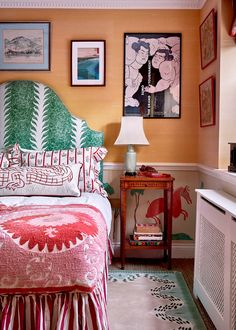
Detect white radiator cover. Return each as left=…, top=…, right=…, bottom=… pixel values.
left=194, top=189, right=236, bottom=330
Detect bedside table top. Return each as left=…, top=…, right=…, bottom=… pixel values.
left=120, top=174, right=175, bottom=182
left=120, top=174, right=174, bottom=190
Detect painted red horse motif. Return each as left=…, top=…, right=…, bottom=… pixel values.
left=146, top=185, right=192, bottom=224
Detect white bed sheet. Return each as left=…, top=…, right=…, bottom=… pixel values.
left=0, top=192, right=112, bottom=234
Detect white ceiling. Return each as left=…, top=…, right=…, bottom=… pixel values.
left=0, top=0, right=207, bottom=9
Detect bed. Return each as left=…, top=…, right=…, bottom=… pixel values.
left=0, top=80, right=112, bottom=329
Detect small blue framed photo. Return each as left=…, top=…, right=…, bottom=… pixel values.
left=0, top=22, right=50, bottom=71
left=71, top=40, right=106, bottom=86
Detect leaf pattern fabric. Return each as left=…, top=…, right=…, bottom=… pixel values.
left=0, top=80, right=106, bottom=185
left=0, top=81, right=103, bottom=151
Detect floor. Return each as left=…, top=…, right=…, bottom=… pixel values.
left=109, top=258, right=216, bottom=330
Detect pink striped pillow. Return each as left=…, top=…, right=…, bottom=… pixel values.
left=19, top=146, right=108, bottom=197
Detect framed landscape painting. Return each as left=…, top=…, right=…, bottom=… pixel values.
left=199, top=76, right=215, bottom=127
left=0, top=22, right=50, bottom=71
left=71, top=40, right=105, bottom=86
left=123, top=32, right=181, bottom=118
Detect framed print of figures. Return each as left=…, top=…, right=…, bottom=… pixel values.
left=123, top=33, right=181, bottom=118
left=0, top=22, right=50, bottom=71
left=71, top=40, right=105, bottom=86
left=199, top=76, right=215, bottom=127
left=200, top=9, right=216, bottom=69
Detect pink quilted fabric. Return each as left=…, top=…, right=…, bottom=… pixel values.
left=0, top=203, right=107, bottom=294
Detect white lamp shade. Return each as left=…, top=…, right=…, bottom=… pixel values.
left=114, top=116, right=149, bottom=145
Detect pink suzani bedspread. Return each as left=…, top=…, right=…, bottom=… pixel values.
left=0, top=203, right=108, bottom=294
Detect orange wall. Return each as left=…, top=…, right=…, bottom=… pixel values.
left=0, top=9, right=200, bottom=164
left=199, top=0, right=236, bottom=169
left=198, top=0, right=219, bottom=168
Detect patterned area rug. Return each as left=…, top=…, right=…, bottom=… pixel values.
left=107, top=270, right=206, bottom=330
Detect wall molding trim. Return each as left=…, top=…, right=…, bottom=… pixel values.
left=104, top=162, right=198, bottom=171
left=105, top=162, right=236, bottom=187
left=0, top=0, right=207, bottom=9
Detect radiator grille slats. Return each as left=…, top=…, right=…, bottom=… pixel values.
left=199, top=215, right=225, bottom=317
left=231, top=242, right=236, bottom=329
left=195, top=191, right=236, bottom=330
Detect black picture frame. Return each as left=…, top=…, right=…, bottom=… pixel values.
left=71, top=40, right=105, bottom=86
left=123, top=32, right=181, bottom=118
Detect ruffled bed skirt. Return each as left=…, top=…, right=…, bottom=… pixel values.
left=0, top=267, right=109, bottom=330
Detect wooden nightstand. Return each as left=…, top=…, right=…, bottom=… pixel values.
left=120, top=174, right=174, bottom=269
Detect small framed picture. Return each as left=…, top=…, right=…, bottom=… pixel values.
left=199, top=76, right=215, bottom=127
left=200, top=9, right=217, bottom=69
left=71, top=40, right=105, bottom=86
left=0, top=22, right=50, bottom=71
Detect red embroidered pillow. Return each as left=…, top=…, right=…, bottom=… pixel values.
left=19, top=146, right=108, bottom=197
left=0, top=164, right=81, bottom=196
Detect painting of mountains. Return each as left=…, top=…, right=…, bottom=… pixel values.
left=0, top=22, right=50, bottom=70
left=5, top=36, right=42, bottom=57
left=4, top=32, right=43, bottom=64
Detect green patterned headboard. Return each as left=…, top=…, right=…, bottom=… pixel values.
left=0, top=80, right=103, bottom=150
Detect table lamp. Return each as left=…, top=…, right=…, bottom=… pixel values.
left=114, top=116, right=149, bottom=176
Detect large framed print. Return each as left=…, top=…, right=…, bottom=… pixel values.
left=199, top=76, right=215, bottom=127
left=200, top=9, right=216, bottom=69
left=0, top=22, right=50, bottom=71
left=71, top=40, right=105, bottom=86
left=123, top=33, right=181, bottom=118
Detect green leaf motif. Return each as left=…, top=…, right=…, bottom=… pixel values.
left=42, top=87, right=77, bottom=150
left=80, top=120, right=104, bottom=147
left=4, top=81, right=39, bottom=149
left=2, top=80, right=104, bottom=151
left=103, top=182, right=114, bottom=195
left=130, top=190, right=145, bottom=196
